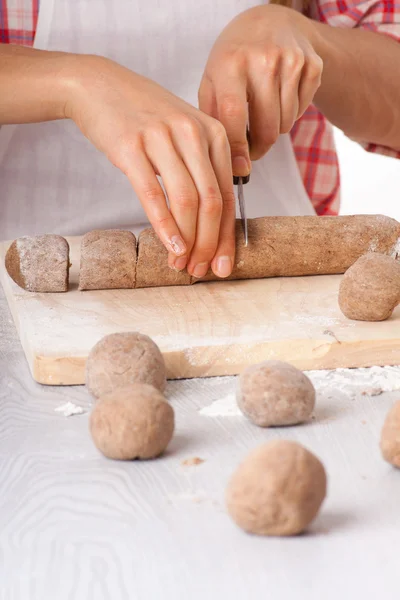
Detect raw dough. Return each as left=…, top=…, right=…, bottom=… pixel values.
left=136, top=215, right=400, bottom=288
left=380, top=400, right=400, bottom=467
left=226, top=440, right=327, bottom=536
left=90, top=383, right=174, bottom=460
left=339, top=253, right=400, bottom=321
left=237, top=360, right=315, bottom=427
left=136, top=227, right=191, bottom=288
left=79, top=229, right=136, bottom=290
left=5, top=234, right=69, bottom=292
left=8, top=215, right=400, bottom=292
left=86, top=332, right=166, bottom=398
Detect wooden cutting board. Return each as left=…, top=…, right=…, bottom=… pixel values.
left=1, top=236, right=400, bottom=385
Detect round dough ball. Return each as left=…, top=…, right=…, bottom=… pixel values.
left=338, top=253, right=400, bottom=321
left=237, top=360, right=315, bottom=427
left=226, top=440, right=327, bottom=536
left=380, top=400, right=400, bottom=467
left=86, top=332, right=166, bottom=398
left=90, top=383, right=174, bottom=460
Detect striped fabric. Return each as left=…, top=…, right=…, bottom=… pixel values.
left=0, top=0, right=38, bottom=45
left=1, top=0, right=399, bottom=215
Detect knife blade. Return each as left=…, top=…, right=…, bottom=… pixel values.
left=233, top=125, right=251, bottom=246
left=233, top=173, right=250, bottom=246
left=237, top=176, right=248, bottom=247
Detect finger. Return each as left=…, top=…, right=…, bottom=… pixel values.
left=298, top=52, right=323, bottom=119
left=187, top=170, right=223, bottom=278
left=214, top=73, right=250, bottom=177
left=144, top=131, right=199, bottom=271
left=248, top=65, right=280, bottom=160
left=125, top=146, right=187, bottom=257
left=198, top=75, right=218, bottom=119
left=279, top=49, right=304, bottom=133
left=171, top=119, right=223, bottom=278
left=209, top=130, right=236, bottom=278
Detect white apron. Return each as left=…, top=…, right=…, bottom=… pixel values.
left=0, top=0, right=315, bottom=241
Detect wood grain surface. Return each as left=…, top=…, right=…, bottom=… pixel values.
left=1, top=284, right=400, bottom=600
left=2, top=237, right=400, bottom=385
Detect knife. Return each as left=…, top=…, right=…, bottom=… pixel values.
left=233, top=173, right=250, bottom=247
left=233, top=126, right=251, bottom=246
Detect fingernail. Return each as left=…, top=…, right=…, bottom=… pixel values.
left=173, top=256, right=188, bottom=271
left=169, top=235, right=186, bottom=256
left=232, top=156, right=250, bottom=176
left=216, top=256, right=232, bottom=278
left=191, top=262, right=209, bottom=278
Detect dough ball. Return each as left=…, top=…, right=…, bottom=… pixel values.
left=338, top=253, right=400, bottom=321
left=380, top=400, right=400, bottom=467
left=86, top=332, right=166, bottom=398
left=5, top=234, right=69, bottom=292
left=226, top=440, right=327, bottom=536
left=90, top=383, right=174, bottom=460
left=237, top=360, right=315, bottom=427
left=79, top=229, right=137, bottom=291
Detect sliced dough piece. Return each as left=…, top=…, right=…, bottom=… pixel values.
left=5, top=234, right=69, bottom=292
left=79, top=229, right=137, bottom=290
left=136, top=228, right=191, bottom=288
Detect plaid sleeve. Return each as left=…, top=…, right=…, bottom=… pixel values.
left=309, top=0, right=400, bottom=158
left=0, top=0, right=39, bottom=46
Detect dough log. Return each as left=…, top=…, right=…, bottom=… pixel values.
left=136, top=215, right=400, bottom=288
left=6, top=215, right=400, bottom=292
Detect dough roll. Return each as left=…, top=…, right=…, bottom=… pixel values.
left=135, top=215, right=400, bottom=288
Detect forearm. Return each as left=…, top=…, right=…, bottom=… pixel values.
left=0, top=44, right=73, bottom=124
left=312, top=24, right=400, bottom=149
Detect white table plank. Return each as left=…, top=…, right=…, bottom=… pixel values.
left=1, top=284, right=399, bottom=600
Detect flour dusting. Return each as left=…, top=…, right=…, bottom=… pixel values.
left=293, top=314, right=348, bottom=328
left=368, top=239, right=378, bottom=253
left=55, top=401, right=86, bottom=417
left=391, top=236, right=400, bottom=259
left=199, top=394, right=241, bottom=417
left=199, top=366, right=400, bottom=417
left=309, top=366, right=400, bottom=397
left=16, top=236, right=36, bottom=261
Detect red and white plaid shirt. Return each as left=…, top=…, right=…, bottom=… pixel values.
left=1, top=0, right=400, bottom=215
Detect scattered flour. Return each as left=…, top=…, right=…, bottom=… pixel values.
left=199, top=394, right=241, bottom=417
left=168, top=490, right=220, bottom=508
left=308, top=366, right=400, bottom=396
left=199, top=366, right=400, bottom=417
left=55, top=401, right=86, bottom=417
left=293, top=314, right=346, bottom=328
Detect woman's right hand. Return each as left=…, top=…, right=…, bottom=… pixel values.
left=64, top=54, right=236, bottom=279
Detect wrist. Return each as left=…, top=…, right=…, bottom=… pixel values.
left=56, top=53, right=101, bottom=120
left=60, top=54, right=136, bottom=122
left=307, top=20, right=337, bottom=67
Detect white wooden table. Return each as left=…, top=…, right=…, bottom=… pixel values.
left=1, top=284, right=400, bottom=600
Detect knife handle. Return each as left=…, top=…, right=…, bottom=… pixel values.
left=233, top=175, right=250, bottom=185
left=233, top=126, right=251, bottom=186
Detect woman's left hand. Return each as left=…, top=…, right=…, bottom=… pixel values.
left=199, top=4, right=323, bottom=177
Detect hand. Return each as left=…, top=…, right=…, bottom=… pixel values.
left=64, top=55, right=236, bottom=278
left=199, top=5, right=323, bottom=176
